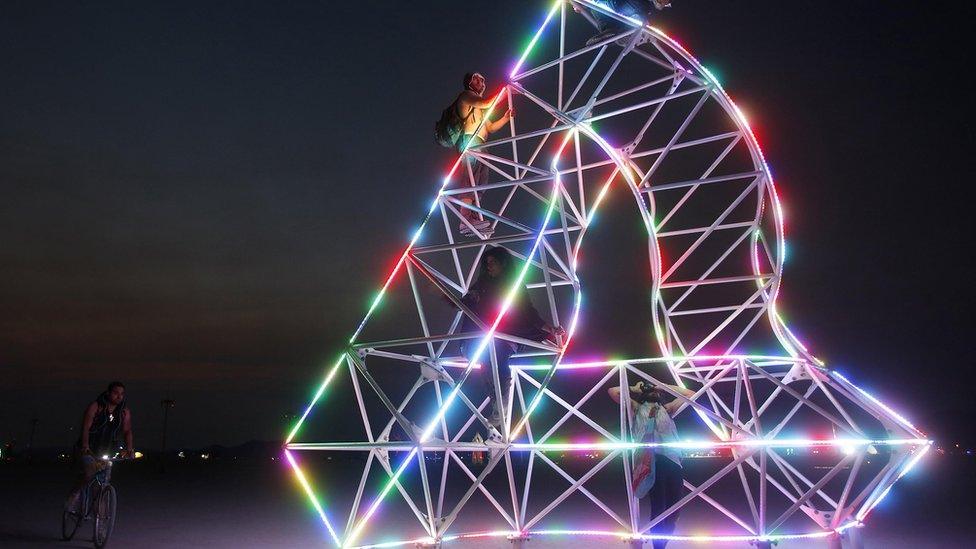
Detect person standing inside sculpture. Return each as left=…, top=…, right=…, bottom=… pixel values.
left=610, top=380, right=694, bottom=548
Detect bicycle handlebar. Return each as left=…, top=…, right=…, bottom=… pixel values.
left=93, top=454, right=136, bottom=463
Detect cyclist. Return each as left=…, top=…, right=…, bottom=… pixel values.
left=66, top=381, right=134, bottom=511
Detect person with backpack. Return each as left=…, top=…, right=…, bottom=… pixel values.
left=609, top=379, right=694, bottom=549
left=434, top=72, right=512, bottom=236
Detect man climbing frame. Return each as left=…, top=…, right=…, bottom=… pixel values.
left=452, top=72, right=513, bottom=237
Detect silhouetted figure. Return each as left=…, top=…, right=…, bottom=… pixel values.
left=66, top=382, right=134, bottom=510
left=456, top=247, right=564, bottom=436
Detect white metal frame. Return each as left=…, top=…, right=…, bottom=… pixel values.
left=285, top=2, right=930, bottom=547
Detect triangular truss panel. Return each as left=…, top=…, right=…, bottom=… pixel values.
left=286, top=2, right=930, bottom=547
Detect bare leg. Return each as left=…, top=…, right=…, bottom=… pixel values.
left=66, top=458, right=95, bottom=510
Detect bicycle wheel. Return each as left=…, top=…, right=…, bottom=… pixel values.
left=61, top=499, right=82, bottom=541
left=93, top=484, right=116, bottom=548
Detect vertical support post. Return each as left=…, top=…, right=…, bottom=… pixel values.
left=160, top=398, right=175, bottom=473
left=847, top=526, right=865, bottom=549
left=27, top=417, right=38, bottom=463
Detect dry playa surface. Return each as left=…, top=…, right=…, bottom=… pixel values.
left=0, top=456, right=972, bottom=548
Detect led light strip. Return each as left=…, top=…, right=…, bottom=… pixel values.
left=287, top=438, right=930, bottom=453
left=284, top=450, right=341, bottom=546
left=511, top=354, right=805, bottom=370
left=352, top=520, right=865, bottom=549
left=511, top=438, right=930, bottom=452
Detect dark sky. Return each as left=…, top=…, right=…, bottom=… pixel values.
left=2, top=1, right=972, bottom=450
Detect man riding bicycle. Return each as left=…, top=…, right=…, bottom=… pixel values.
left=66, top=381, right=134, bottom=511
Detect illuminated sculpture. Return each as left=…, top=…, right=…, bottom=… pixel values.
left=285, top=2, right=930, bottom=547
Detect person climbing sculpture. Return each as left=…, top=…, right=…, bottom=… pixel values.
left=581, top=0, right=673, bottom=46
left=454, top=247, right=564, bottom=437
left=434, top=72, right=513, bottom=237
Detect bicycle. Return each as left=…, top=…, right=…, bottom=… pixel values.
left=62, top=453, right=129, bottom=548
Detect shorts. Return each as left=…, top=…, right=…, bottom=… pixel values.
left=449, top=134, right=489, bottom=204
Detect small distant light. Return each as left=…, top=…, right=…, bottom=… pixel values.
left=134, top=451, right=144, bottom=459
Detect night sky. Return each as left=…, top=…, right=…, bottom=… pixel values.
left=2, top=1, right=972, bottom=451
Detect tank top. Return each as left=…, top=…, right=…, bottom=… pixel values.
left=83, top=401, right=123, bottom=454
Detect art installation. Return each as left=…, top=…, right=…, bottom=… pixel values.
left=284, top=2, right=930, bottom=547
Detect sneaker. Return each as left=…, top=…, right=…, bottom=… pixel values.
left=586, top=28, right=621, bottom=47
left=459, top=219, right=492, bottom=236
left=489, top=411, right=504, bottom=431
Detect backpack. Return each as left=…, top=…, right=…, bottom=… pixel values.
left=434, top=98, right=473, bottom=148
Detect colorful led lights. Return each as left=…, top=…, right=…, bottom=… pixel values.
left=352, top=522, right=866, bottom=549
left=285, top=2, right=931, bottom=546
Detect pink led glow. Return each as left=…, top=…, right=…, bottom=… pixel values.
left=511, top=355, right=805, bottom=371
left=511, top=438, right=929, bottom=452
